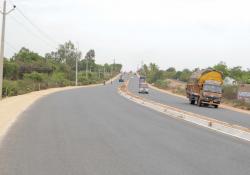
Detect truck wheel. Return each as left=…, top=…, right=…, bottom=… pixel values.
left=214, top=105, right=218, bottom=108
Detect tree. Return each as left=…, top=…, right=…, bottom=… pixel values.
left=179, top=69, right=192, bottom=82
left=84, top=49, right=95, bottom=72
left=230, top=66, right=243, bottom=81
left=166, top=67, right=176, bottom=72
left=3, top=59, right=18, bottom=80
left=13, top=47, right=44, bottom=63
left=85, top=49, right=95, bottom=61
left=45, top=41, right=81, bottom=70
left=165, top=67, right=176, bottom=79
left=213, top=61, right=229, bottom=77
left=146, top=63, right=163, bottom=83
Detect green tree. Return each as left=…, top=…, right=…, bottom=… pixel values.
left=179, top=69, right=192, bottom=82
left=213, top=61, right=229, bottom=77
left=164, top=67, right=176, bottom=79
left=13, top=47, right=44, bottom=63
left=3, top=59, right=19, bottom=80
left=46, top=41, right=81, bottom=70
left=84, top=49, right=96, bottom=71
left=229, top=66, right=243, bottom=81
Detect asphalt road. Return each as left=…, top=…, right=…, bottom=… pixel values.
left=128, top=76, right=250, bottom=128
left=0, top=78, right=249, bottom=175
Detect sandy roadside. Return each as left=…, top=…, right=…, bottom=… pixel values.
left=0, top=74, right=120, bottom=143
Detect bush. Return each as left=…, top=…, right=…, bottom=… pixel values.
left=155, top=79, right=169, bottom=89
left=232, top=100, right=250, bottom=110
left=24, top=72, right=44, bottom=82
left=2, top=79, right=34, bottom=96
left=2, top=80, right=18, bottom=96
left=16, top=80, right=34, bottom=94
left=50, top=72, right=70, bottom=87
left=222, top=85, right=238, bottom=100
left=3, top=61, right=19, bottom=80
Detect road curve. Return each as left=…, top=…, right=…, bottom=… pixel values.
left=128, top=76, right=250, bottom=128
left=0, top=79, right=249, bottom=175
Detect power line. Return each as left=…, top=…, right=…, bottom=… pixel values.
left=8, top=0, right=59, bottom=46
left=6, top=40, right=19, bottom=53
left=9, top=15, right=58, bottom=49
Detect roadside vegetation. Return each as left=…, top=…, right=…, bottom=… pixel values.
left=139, top=62, right=250, bottom=110
left=2, top=41, right=122, bottom=97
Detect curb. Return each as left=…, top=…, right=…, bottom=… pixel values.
left=118, top=81, right=250, bottom=142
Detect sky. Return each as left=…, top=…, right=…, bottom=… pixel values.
left=2, top=0, right=250, bottom=71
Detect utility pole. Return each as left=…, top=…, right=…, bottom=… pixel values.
left=0, top=1, right=16, bottom=100
left=98, top=68, right=100, bottom=79
left=86, top=59, right=88, bottom=79
left=111, top=59, right=115, bottom=77
left=103, top=65, right=105, bottom=78
left=75, top=42, right=79, bottom=86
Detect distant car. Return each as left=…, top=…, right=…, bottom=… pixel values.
left=119, top=78, right=124, bottom=82
left=139, top=83, right=149, bottom=94
left=119, top=75, right=124, bottom=82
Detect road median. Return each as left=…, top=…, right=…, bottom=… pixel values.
left=118, top=81, right=250, bottom=142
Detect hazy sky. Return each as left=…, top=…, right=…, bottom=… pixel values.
left=3, top=0, right=250, bottom=71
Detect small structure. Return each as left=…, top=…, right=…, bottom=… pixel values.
left=224, top=77, right=237, bottom=86
left=238, top=84, right=250, bottom=102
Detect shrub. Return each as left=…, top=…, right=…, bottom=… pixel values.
left=3, top=61, right=19, bottom=80
left=50, top=72, right=70, bottom=87
left=232, top=100, right=250, bottom=110
left=155, top=79, right=169, bottom=89
left=2, top=80, right=18, bottom=96
left=222, top=85, right=238, bottom=100
left=24, top=72, right=44, bottom=82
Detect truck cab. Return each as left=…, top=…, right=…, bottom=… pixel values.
left=186, top=69, right=223, bottom=108
left=199, top=81, right=222, bottom=108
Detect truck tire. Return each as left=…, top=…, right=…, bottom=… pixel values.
left=214, top=105, right=218, bottom=108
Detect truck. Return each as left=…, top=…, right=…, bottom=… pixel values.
left=139, top=76, right=146, bottom=84
left=139, top=83, right=149, bottom=94
left=186, top=68, right=223, bottom=108
left=139, top=76, right=149, bottom=94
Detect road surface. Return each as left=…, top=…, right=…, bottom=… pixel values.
left=0, top=79, right=249, bottom=175
left=128, top=76, right=250, bottom=128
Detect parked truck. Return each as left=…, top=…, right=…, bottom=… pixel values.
left=186, top=68, right=223, bottom=108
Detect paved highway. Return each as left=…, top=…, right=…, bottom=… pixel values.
left=128, top=76, right=250, bottom=128
left=0, top=79, right=249, bottom=175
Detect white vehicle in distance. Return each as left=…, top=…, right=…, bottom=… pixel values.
left=139, top=83, right=149, bottom=94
